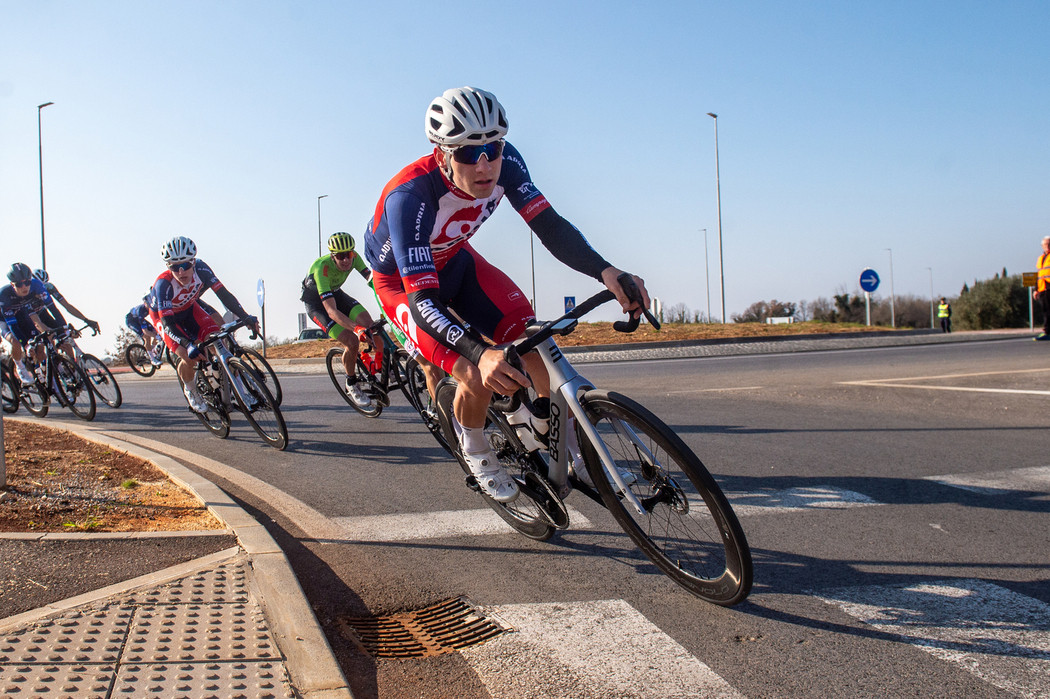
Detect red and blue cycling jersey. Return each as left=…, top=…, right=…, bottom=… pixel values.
left=0, top=279, right=66, bottom=342
left=151, top=259, right=224, bottom=318
left=363, top=141, right=610, bottom=370
left=364, top=141, right=551, bottom=294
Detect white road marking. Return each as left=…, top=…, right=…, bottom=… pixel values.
left=667, top=386, right=763, bottom=395
left=815, top=579, right=1050, bottom=697
left=332, top=506, right=593, bottom=542
left=462, top=599, right=743, bottom=699
left=924, top=465, right=1050, bottom=495
left=728, top=486, right=878, bottom=516
left=840, top=367, right=1050, bottom=396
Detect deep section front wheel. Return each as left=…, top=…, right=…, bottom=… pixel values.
left=577, top=390, right=752, bottom=606
left=2, top=366, right=19, bottom=414
left=229, top=357, right=288, bottom=450
left=236, top=347, right=283, bottom=406
left=125, top=343, right=156, bottom=377
left=81, top=354, right=122, bottom=408
left=52, top=355, right=96, bottom=421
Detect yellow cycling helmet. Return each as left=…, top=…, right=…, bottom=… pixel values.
left=328, top=232, right=355, bottom=255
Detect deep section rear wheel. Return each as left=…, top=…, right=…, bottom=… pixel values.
left=125, top=343, right=156, bottom=377
left=186, top=371, right=230, bottom=438
left=435, top=380, right=555, bottom=541
left=229, top=357, right=288, bottom=450
left=53, top=355, right=96, bottom=421
left=578, top=390, right=752, bottom=606
left=81, top=354, right=122, bottom=408
left=405, top=357, right=452, bottom=454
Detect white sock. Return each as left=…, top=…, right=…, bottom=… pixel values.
left=460, top=425, right=488, bottom=454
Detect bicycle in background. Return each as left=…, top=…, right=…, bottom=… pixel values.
left=179, top=318, right=287, bottom=450
left=65, top=324, right=122, bottom=409
left=434, top=275, right=753, bottom=606
left=21, top=327, right=96, bottom=421
left=325, top=318, right=451, bottom=453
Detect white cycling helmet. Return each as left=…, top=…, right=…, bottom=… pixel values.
left=425, top=87, right=508, bottom=146
left=161, top=236, right=197, bottom=264
left=33, top=268, right=49, bottom=283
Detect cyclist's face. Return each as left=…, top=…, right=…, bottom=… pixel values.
left=169, top=261, right=196, bottom=284
left=437, top=147, right=502, bottom=199
left=332, top=251, right=354, bottom=271
left=12, top=280, right=32, bottom=297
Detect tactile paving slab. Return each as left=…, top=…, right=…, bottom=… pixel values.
left=0, top=662, right=115, bottom=698
left=0, top=558, right=294, bottom=698
left=123, top=603, right=278, bottom=664
left=113, top=661, right=294, bottom=698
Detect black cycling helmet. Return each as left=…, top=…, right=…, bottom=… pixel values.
left=8, top=262, right=33, bottom=284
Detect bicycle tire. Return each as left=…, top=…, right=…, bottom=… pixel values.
left=185, top=370, right=231, bottom=438
left=405, top=357, right=453, bottom=454
left=325, top=346, right=383, bottom=417
left=80, top=354, right=122, bottom=408
left=2, top=366, right=19, bottom=413
left=229, top=357, right=288, bottom=450
left=435, top=380, right=555, bottom=541
left=52, top=355, right=96, bottom=421
left=576, top=390, right=751, bottom=606
left=236, top=347, right=283, bottom=406
left=124, top=343, right=156, bottom=377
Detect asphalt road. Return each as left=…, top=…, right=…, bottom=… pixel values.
left=92, top=337, right=1050, bottom=698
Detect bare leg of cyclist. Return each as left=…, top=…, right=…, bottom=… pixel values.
left=450, top=357, right=519, bottom=503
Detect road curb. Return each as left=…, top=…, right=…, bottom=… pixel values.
left=2, top=416, right=354, bottom=699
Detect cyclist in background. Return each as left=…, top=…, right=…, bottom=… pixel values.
left=364, top=86, right=649, bottom=502
left=125, top=293, right=164, bottom=365
left=151, top=236, right=258, bottom=412
left=32, top=269, right=101, bottom=336
left=0, top=262, right=70, bottom=384
left=301, top=232, right=375, bottom=408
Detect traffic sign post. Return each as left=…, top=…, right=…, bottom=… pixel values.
left=564, top=296, right=575, bottom=313
left=257, top=279, right=267, bottom=356
left=859, top=269, right=880, bottom=326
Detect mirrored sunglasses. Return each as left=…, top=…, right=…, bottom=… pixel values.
left=447, top=140, right=504, bottom=165
left=333, top=251, right=353, bottom=261
left=13, top=280, right=31, bottom=288
left=168, top=260, right=195, bottom=272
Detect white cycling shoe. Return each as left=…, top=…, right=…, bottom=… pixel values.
left=183, top=383, right=208, bottom=413
left=344, top=378, right=374, bottom=409
left=460, top=442, right=519, bottom=503
left=15, top=362, right=35, bottom=385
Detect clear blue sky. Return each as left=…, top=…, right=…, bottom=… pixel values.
left=2, top=1, right=1047, bottom=357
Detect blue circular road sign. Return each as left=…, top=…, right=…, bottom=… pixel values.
left=859, top=269, right=880, bottom=293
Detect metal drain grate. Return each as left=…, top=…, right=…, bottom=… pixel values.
left=338, top=597, right=508, bottom=658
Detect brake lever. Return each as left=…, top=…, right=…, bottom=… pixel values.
left=611, top=272, right=661, bottom=332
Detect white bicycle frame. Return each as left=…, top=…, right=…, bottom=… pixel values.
left=527, top=326, right=654, bottom=517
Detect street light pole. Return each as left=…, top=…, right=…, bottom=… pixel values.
left=317, top=195, right=328, bottom=257
left=885, top=247, right=896, bottom=328
left=701, top=228, right=710, bottom=322
left=37, top=102, right=54, bottom=271
left=927, top=267, right=934, bottom=329
left=706, top=113, right=725, bottom=323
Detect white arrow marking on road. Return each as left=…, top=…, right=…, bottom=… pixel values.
left=728, top=486, right=879, bottom=516
left=462, top=599, right=743, bottom=699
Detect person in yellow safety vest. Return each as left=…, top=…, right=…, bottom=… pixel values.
left=1035, top=236, right=1050, bottom=341
left=937, top=297, right=952, bottom=333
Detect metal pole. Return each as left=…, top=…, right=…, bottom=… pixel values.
left=317, top=194, right=328, bottom=257
left=885, top=247, right=895, bottom=327
left=529, top=232, right=536, bottom=313
left=707, top=113, right=725, bottom=323
left=927, top=267, right=934, bottom=329
left=37, top=102, right=54, bottom=271
left=701, top=228, right=710, bottom=322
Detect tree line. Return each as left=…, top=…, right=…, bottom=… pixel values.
left=660, top=268, right=1040, bottom=330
